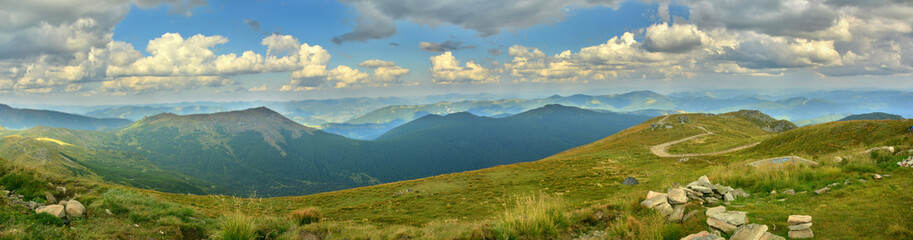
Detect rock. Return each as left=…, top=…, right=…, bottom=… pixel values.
left=788, top=222, right=813, bottom=231
left=56, top=186, right=67, bottom=194
left=684, top=188, right=703, bottom=200
left=26, top=201, right=41, bottom=210
left=622, top=177, right=639, bottom=185
left=707, top=217, right=739, bottom=233
left=707, top=209, right=748, bottom=226
left=669, top=204, right=685, bottom=222
left=641, top=195, right=668, bottom=208
left=770, top=190, right=777, bottom=195
left=788, top=229, right=814, bottom=239
left=681, top=231, right=725, bottom=240
left=698, top=175, right=713, bottom=187
left=705, top=197, right=720, bottom=205
left=760, top=232, right=786, bottom=240
left=65, top=200, right=85, bottom=218
left=834, top=156, right=844, bottom=162
left=690, top=186, right=713, bottom=194
left=1, top=190, right=9, bottom=197
left=36, top=205, right=66, bottom=218
left=668, top=188, right=688, bottom=205
left=656, top=202, right=674, bottom=217
left=44, top=192, right=57, bottom=204
left=874, top=174, right=882, bottom=180
left=859, top=178, right=867, bottom=183
left=724, top=192, right=735, bottom=202
left=730, top=224, right=768, bottom=240
left=814, top=187, right=830, bottom=195
left=58, top=200, right=68, bottom=206
left=784, top=189, right=795, bottom=195
left=706, top=206, right=726, bottom=215
left=646, top=191, right=665, bottom=200
left=787, top=215, right=812, bottom=225
left=105, top=209, right=113, bottom=215
left=732, top=188, right=750, bottom=198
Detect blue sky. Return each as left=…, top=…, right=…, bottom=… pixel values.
left=0, top=0, right=911, bottom=105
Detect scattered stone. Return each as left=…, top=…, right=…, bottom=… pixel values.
left=707, top=217, right=739, bottom=233
left=859, top=179, right=867, bottom=183
left=724, top=192, right=735, bottom=202
left=59, top=200, right=68, bottom=206
left=105, top=209, right=113, bottom=215
left=641, top=195, right=668, bottom=208
left=65, top=200, right=85, bottom=218
left=814, top=187, right=830, bottom=195
left=1, top=190, right=9, bottom=197
left=898, top=156, right=913, bottom=167
left=863, top=146, right=895, bottom=153
left=646, top=191, right=666, bottom=200
left=668, top=188, right=688, bottom=205
left=730, top=224, right=768, bottom=240
left=784, top=189, right=795, bottom=196
left=669, top=204, right=685, bottom=222
left=884, top=174, right=891, bottom=178
left=36, top=205, right=66, bottom=218
left=680, top=231, right=725, bottom=240
left=705, top=197, right=720, bottom=205
left=133, top=224, right=139, bottom=228
left=788, top=229, right=814, bottom=239
left=761, top=232, right=786, bottom=240
left=788, top=215, right=812, bottom=225
left=844, top=180, right=850, bottom=185
left=828, top=182, right=840, bottom=187
left=732, top=188, right=750, bottom=198
left=55, top=186, right=67, bottom=194
left=707, top=209, right=748, bottom=226
left=622, top=177, right=639, bottom=185
left=770, top=190, right=777, bottom=195
left=44, top=192, right=57, bottom=204
left=874, top=174, right=883, bottom=180
left=691, top=186, right=714, bottom=194
left=656, top=202, right=674, bottom=217
left=788, top=222, right=813, bottom=231
left=834, top=156, right=844, bottom=162
left=698, top=176, right=712, bottom=187
left=26, top=201, right=41, bottom=210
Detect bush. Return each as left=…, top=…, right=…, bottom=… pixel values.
left=218, top=213, right=257, bottom=240
left=291, top=207, right=322, bottom=225
left=29, top=212, right=65, bottom=226
left=491, top=193, right=568, bottom=239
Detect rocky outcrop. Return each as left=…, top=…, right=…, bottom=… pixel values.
left=898, top=156, right=913, bottom=167
left=730, top=224, right=768, bottom=240
left=787, top=215, right=814, bottom=239
left=642, top=175, right=749, bottom=223
left=64, top=200, right=85, bottom=218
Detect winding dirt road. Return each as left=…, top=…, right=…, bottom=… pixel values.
left=650, top=126, right=761, bottom=158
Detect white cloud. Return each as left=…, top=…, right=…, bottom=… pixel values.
left=248, top=84, right=268, bottom=92
left=430, top=52, right=497, bottom=84
left=358, top=59, right=396, bottom=68
left=96, top=76, right=234, bottom=95
left=643, top=23, right=709, bottom=53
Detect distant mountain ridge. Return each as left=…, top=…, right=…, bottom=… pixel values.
left=838, top=112, right=905, bottom=121
left=0, top=104, right=132, bottom=130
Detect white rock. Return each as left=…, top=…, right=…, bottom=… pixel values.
left=65, top=200, right=85, bottom=218
left=36, top=205, right=66, bottom=218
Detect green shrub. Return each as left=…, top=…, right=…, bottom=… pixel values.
left=218, top=213, right=257, bottom=240
left=491, top=193, right=568, bottom=239
left=29, top=212, right=65, bottom=226
left=870, top=150, right=899, bottom=170
left=290, top=207, right=322, bottom=225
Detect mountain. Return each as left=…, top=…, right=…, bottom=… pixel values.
left=838, top=112, right=905, bottom=121
left=0, top=104, right=132, bottom=130
left=0, top=105, right=650, bottom=197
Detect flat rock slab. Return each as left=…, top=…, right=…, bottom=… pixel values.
left=707, top=217, right=738, bottom=233
left=788, top=222, right=813, bottom=231
left=681, top=231, right=725, bottom=240
left=788, top=215, right=812, bottom=225
left=707, top=209, right=748, bottom=226
left=788, top=229, right=814, bottom=239
left=730, top=224, right=768, bottom=240
left=668, top=188, right=688, bottom=205
left=760, top=232, right=786, bottom=240
left=641, top=195, right=668, bottom=208
left=646, top=191, right=665, bottom=199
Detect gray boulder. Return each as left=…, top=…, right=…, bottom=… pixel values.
left=788, top=229, right=814, bottom=239
left=668, top=188, right=688, bottom=205
left=622, top=177, right=639, bottom=185
left=707, top=209, right=748, bottom=226
left=641, top=195, right=668, bottom=208
left=668, top=204, right=685, bottom=222
left=788, top=215, right=812, bottom=225
left=707, top=217, right=738, bottom=233
left=788, top=222, right=813, bottom=231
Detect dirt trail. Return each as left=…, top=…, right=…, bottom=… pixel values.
left=650, top=126, right=761, bottom=158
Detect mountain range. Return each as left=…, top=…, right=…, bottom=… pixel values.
left=0, top=104, right=132, bottom=130
left=0, top=104, right=649, bottom=197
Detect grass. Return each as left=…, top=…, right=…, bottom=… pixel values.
left=218, top=213, right=257, bottom=240
left=291, top=207, right=322, bottom=225
left=491, top=193, right=568, bottom=239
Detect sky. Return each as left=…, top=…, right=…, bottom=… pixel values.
left=0, top=0, right=912, bottom=105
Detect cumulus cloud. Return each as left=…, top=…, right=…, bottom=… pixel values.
left=430, top=52, right=497, bottom=84
left=333, top=0, right=624, bottom=43
left=248, top=84, right=268, bottom=92
left=643, top=23, right=709, bottom=53
left=418, top=40, right=475, bottom=53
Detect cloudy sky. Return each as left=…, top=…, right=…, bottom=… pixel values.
left=1, top=0, right=912, bottom=105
